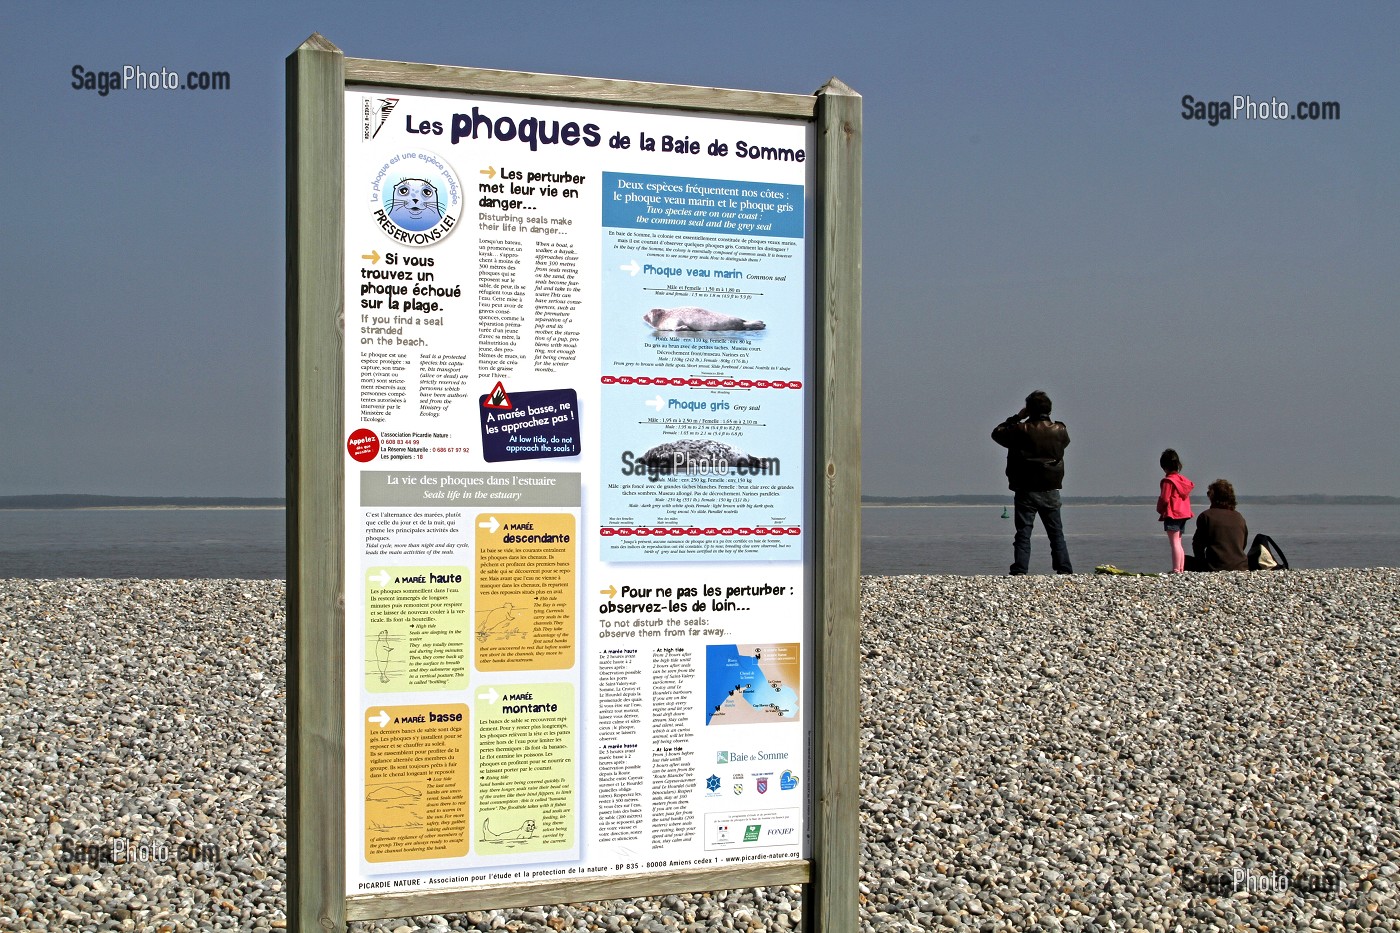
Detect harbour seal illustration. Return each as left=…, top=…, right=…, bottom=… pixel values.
left=386, top=178, right=443, bottom=231
left=643, top=306, right=765, bottom=331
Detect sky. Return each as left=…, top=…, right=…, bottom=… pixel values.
left=2, top=1, right=1396, bottom=498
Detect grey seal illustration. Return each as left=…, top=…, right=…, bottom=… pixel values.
left=643, top=306, right=765, bottom=331
left=639, top=439, right=764, bottom=475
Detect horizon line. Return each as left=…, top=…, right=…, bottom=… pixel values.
left=4, top=492, right=1398, bottom=508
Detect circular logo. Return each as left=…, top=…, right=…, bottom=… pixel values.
left=347, top=428, right=380, bottom=462
left=371, top=149, right=461, bottom=245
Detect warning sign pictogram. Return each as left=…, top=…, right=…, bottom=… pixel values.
left=483, top=381, right=512, bottom=410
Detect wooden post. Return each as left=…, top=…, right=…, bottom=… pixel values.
left=810, top=76, right=862, bottom=933
left=286, top=33, right=348, bottom=933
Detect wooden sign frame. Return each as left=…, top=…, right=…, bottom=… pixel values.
left=287, top=33, right=860, bottom=931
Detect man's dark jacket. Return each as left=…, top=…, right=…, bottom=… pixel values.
left=992, top=414, right=1070, bottom=492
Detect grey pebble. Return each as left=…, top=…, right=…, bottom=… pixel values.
left=2, top=571, right=1399, bottom=930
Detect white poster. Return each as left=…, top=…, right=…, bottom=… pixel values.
left=342, top=86, right=813, bottom=897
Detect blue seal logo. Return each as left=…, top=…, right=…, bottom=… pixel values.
left=370, top=149, right=461, bottom=245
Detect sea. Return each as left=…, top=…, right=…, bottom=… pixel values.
left=862, top=503, right=1400, bottom=576
left=0, top=504, right=1396, bottom=579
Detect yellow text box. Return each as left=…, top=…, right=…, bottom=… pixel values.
left=364, top=703, right=470, bottom=863
left=473, top=683, right=575, bottom=854
left=474, top=513, right=576, bottom=671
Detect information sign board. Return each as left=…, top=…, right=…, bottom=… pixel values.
left=287, top=35, right=860, bottom=930
left=344, top=81, right=813, bottom=897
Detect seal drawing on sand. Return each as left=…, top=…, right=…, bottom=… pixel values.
left=643, top=306, right=765, bottom=331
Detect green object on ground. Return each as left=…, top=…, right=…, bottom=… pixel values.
left=1094, top=564, right=1163, bottom=576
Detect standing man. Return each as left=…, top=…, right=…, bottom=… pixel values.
left=992, top=390, right=1073, bottom=575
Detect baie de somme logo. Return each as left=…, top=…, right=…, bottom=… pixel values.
left=370, top=149, right=461, bottom=245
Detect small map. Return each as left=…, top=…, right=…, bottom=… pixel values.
left=705, top=643, right=800, bottom=725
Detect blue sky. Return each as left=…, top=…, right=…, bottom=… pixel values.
left=2, top=1, right=1396, bottom=497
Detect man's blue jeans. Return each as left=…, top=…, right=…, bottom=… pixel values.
left=1011, top=489, right=1073, bottom=574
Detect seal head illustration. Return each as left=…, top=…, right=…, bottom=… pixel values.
left=643, top=306, right=765, bottom=332
left=386, top=178, right=443, bottom=231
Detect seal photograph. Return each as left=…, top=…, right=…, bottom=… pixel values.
left=643, top=306, right=766, bottom=332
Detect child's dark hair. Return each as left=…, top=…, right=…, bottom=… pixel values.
left=1159, top=448, right=1181, bottom=473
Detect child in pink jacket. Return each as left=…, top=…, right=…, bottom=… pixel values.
left=1156, top=449, right=1194, bottom=573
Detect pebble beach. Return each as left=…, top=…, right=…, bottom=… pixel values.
left=2, top=569, right=1398, bottom=932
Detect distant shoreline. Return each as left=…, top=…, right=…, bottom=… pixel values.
left=0, top=505, right=285, bottom=512
left=3, top=493, right=1395, bottom=510
left=863, top=495, right=1400, bottom=507
left=0, top=495, right=284, bottom=510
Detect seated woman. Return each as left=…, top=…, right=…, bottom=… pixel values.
left=1190, top=479, right=1249, bottom=571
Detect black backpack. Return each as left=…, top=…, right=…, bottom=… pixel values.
left=1247, top=534, right=1289, bottom=571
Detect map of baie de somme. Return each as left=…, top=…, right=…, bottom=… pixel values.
left=705, top=643, right=800, bottom=725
